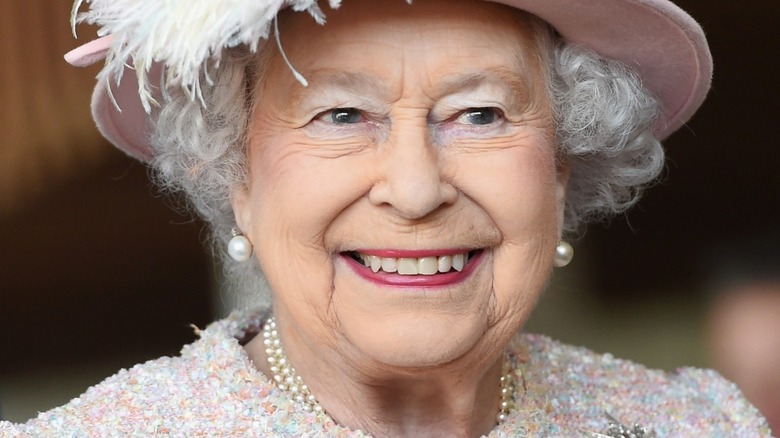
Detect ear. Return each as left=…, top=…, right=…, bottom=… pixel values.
left=230, top=184, right=253, bottom=235
left=554, top=158, right=571, bottom=238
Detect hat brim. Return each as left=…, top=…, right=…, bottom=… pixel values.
left=73, top=0, right=712, bottom=162
left=497, top=0, right=711, bottom=139
left=91, top=65, right=158, bottom=162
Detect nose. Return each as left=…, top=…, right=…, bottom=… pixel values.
left=368, top=124, right=457, bottom=220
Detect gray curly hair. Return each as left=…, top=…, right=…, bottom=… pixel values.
left=149, top=15, right=663, bottom=307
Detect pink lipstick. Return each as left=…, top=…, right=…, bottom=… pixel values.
left=341, top=249, right=483, bottom=287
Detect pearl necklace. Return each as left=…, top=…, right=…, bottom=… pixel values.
left=261, top=317, right=520, bottom=424
left=262, top=317, right=323, bottom=413
left=498, top=352, right=521, bottom=423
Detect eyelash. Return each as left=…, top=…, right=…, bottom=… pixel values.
left=314, top=107, right=504, bottom=126
left=315, top=108, right=365, bottom=125
left=451, top=107, right=504, bottom=126
left=305, top=106, right=509, bottom=147
left=306, top=108, right=380, bottom=140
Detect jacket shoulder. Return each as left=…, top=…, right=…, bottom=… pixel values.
left=2, top=317, right=270, bottom=436
left=508, top=333, right=772, bottom=437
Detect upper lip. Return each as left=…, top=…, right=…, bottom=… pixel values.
left=349, top=248, right=478, bottom=258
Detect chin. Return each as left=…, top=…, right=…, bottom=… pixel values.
left=328, top=248, right=504, bottom=369
left=336, top=303, right=492, bottom=369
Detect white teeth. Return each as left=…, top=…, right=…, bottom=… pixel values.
left=397, top=258, right=418, bottom=275
left=381, top=257, right=397, bottom=273
left=452, top=253, right=465, bottom=272
left=354, top=252, right=473, bottom=275
left=418, top=257, right=438, bottom=275
left=370, top=255, right=382, bottom=273
left=437, top=255, right=452, bottom=273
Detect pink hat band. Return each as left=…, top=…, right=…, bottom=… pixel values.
left=65, top=0, right=711, bottom=162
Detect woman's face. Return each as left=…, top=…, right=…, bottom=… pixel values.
left=233, top=0, right=568, bottom=370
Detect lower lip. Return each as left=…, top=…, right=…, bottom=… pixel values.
left=342, top=251, right=483, bottom=287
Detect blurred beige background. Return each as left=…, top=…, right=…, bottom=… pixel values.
left=1, top=0, right=778, bottom=425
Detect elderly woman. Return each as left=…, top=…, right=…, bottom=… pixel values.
left=1, top=0, right=772, bottom=436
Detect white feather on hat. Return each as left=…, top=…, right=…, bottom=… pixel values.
left=70, top=0, right=343, bottom=112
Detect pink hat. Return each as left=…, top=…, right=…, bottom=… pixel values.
left=65, top=0, right=711, bottom=162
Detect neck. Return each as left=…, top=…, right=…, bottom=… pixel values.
left=247, top=317, right=507, bottom=438
left=316, top=358, right=504, bottom=437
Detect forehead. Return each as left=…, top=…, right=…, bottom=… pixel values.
left=258, top=0, right=548, bottom=98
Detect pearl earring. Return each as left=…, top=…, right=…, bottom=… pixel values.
left=228, top=228, right=253, bottom=262
left=553, top=241, right=574, bottom=267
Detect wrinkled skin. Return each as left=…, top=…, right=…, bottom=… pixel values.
left=233, top=0, right=569, bottom=436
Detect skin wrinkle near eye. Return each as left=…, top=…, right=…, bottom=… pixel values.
left=434, top=67, right=533, bottom=114
left=293, top=69, right=548, bottom=154
left=292, top=70, right=393, bottom=118
left=298, top=139, right=373, bottom=160
left=304, top=123, right=383, bottom=147
left=439, top=120, right=553, bottom=154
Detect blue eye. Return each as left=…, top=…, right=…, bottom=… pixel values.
left=460, top=107, right=500, bottom=125
left=330, top=108, right=363, bottom=124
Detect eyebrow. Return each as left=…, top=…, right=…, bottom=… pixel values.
left=288, top=66, right=536, bottom=111
left=435, top=67, right=532, bottom=103
left=290, top=70, right=392, bottom=107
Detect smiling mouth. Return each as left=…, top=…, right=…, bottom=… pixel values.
left=347, top=250, right=481, bottom=275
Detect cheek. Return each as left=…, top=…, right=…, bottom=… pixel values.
left=244, top=134, right=379, bottom=309
left=451, top=146, right=559, bottom=236
left=240, top=148, right=333, bottom=315
left=450, top=146, right=558, bottom=318
left=247, top=133, right=372, bottom=244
